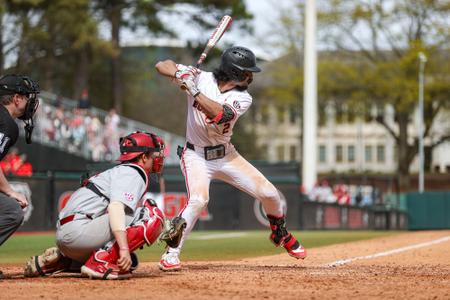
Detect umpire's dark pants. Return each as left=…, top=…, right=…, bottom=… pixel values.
left=0, top=193, right=24, bottom=246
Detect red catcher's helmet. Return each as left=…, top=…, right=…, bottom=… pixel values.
left=118, top=131, right=165, bottom=173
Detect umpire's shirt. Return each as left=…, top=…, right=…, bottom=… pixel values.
left=0, top=104, right=18, bottom=161
left=0, top=103, right=23, bottom=248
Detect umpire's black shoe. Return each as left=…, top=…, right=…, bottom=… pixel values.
left=0, top=270, right=4, bottom=279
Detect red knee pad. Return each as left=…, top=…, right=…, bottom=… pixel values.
left=121, top=205, right=164, bottom=252
left=92, top=205, right=165, bottom=264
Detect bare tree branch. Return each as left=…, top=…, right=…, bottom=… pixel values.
left=431, top=135, right=450, bottom=149
left=376, top=116, right=399, bottom=143
left=423, top=101, right=443, bottom=138
left=338, top=25, right=377, bottom=63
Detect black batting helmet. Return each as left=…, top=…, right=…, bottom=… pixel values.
left=219, top=46, right=261, bottom=82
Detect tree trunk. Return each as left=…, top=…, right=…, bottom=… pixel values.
left=0, top=10, right=4, bottom=73
left=44, top=48, right=54, bottom=92
left=73, top=45, right=89, bottom=99
left=425, top=145, right=433, bottom=172
left=396, top=113, right=412, bottom=191
left=15, top=15, right=30, bottom=72
left=110, top=5, right=122, bottom=113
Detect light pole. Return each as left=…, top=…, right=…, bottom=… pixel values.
left=302, top=0, right=318, bottom=193
left=418, top=52, right=427, bottom=193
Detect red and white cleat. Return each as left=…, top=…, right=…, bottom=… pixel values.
left=267, top=214, right=307, bottom=260
left=158, top=251, right=181, bottom=271
left=81, top=251, right=131, bottom=280
left=283, top=237, right=307, bottom=260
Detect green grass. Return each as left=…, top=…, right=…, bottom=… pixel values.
left=0, top=230, right=399, bottom=264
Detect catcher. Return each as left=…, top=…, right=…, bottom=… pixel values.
left=24, top=131, right=185, bottom=280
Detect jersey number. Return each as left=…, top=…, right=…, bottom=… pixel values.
left=0, top=133, right=10, bottom=154
left=222, top=123, right=230, bottom=134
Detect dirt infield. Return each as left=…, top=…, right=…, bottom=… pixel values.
left=1, top=230, right=449, bottom=300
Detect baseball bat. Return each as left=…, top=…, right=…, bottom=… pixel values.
left=196, top=15, right=233, bottom=68
left=180, top=15, right=232, bottom=91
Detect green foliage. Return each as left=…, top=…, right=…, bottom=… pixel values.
left=260, top=0, right=450, bottom=188
left=0, top=230, right=397, bottom=264
left=2, top=0, right=253, bottom=105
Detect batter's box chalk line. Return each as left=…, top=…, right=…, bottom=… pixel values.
left=324, top=235, right=450, bottom=268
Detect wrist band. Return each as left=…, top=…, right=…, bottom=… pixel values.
left=120, top=247, right=129, bottom=251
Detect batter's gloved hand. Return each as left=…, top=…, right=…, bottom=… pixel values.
left=159, top=217, right=187, bottom=248
left=181, top=77, right=200, bottom=97
left=175, top=66, right=200, bottom=81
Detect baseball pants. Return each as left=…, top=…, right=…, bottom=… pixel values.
left=0, top=193, right=24, bottom=246
left=56, top=212, right=137, bottom=263
left=172, top=145, right=283, bottom=252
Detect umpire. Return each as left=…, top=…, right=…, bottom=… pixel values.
left=0, top=74, right=40, bottom=279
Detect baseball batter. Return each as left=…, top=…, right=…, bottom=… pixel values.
left=24, top=131, right=186, bottom=280
left=155, top=46, right=307, bottom=271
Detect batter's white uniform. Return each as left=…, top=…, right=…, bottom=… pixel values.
left=169, top=65, right=284, bottom=254
left=56, top=164, right=149, bottom=262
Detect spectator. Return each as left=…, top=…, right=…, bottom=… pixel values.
left=308, top=180, right=335, bottom=203
left=334, top=184, right=351, bottom=205
left=77, top=89, right=91, bottom=109
left=105, top=108, right=120, bottom=155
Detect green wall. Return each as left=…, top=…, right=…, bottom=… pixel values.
left=406, top=191, right=450, bottom=230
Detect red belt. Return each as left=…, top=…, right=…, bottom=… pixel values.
left=59, top=214, right=92, bottom=226
left=59, top=215, right=75, bottom=226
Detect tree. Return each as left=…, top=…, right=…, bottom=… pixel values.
left=261, top=0, right=450, bottom=190
left=3, top=0, right=112, bottom=96
left=318, top=0, right=450, bottom=189
left=93, top=0, right=252, bottom=113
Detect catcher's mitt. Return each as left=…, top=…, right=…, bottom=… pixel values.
left=159, top=217, right=187, bottom=248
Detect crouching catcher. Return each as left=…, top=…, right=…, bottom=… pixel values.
left=24, top=131, right=186, bottom=280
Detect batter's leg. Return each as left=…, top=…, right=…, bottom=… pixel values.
left=216, top=151, right=307, bottom=259
left=159, top=148, right=212, bottom=271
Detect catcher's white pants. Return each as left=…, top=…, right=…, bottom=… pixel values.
left=169, top=143, right=283, bottom=254
left=56, top=212, right=136, bottom=263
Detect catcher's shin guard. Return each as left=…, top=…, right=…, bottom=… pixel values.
left=24, top=247, right=72, bottom=277
left=267, top=215, right=307, bottom=259
left=81, top=200, right=165, bottom=279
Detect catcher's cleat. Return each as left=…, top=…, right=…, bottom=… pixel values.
left=159, top=216, right=187, bottom=248
left=158, top=251, right=181, bottom=272
left=267, top=215, right=307, bottom=260
left=24, top=247, right=71, bottom=277
left=81, top=250, right=131, bottom=280
left=130, top=252, right=139, bottom=272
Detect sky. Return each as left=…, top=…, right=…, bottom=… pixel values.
left=3, top=0, right=296, bottom=67
left=120, top=0, right=297, bottom=60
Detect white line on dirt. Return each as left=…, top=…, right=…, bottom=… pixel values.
left=325, top=235, right=450, bottom=267
left=191, top=232, right=249, bottom=240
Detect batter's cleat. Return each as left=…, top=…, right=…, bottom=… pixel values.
left=24, top=247, right=71, bottom=277
left=81, top=250, right=131, bottom=280
left=267, top=214, right=307, bottom=260
left=282, top=235, right=307, bottom=259
left=158, top=251, right=181, bottom=271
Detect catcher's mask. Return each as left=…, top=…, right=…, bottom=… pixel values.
left=0, top=74, right=40, bottom=144
left=118, top=131, right=165, bottom=173
left=219, top=46, right=261, bottom=82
